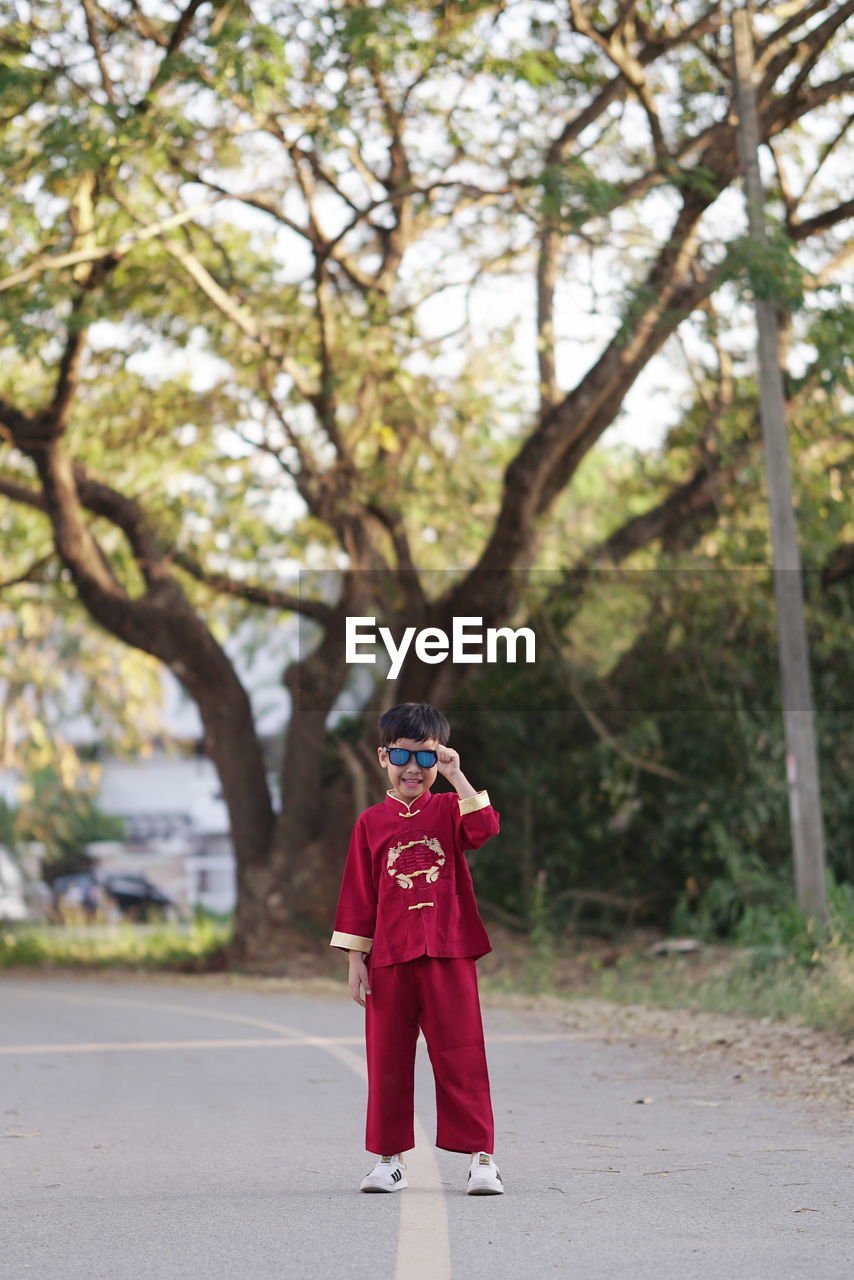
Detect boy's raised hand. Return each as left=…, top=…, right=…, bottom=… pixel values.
left=348, top=951, right=371, bottom=1007
left=436, top=746, right=478, bottom=800
left=435, top=745, right=462, bottom=778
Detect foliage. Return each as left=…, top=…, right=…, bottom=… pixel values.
left=12, top=767, right=126, bottom=881
left=0, top=917, right=230, bottom=971
left=0, top=588, right=168, bottom=774
left=453, top=378, right=853, bottom=936
left=462, top=570, right=851, bottom=934
left=1, top=0, right=849, bottom=607
left=0, top=796, right=16, bottom=851
left=723, top=228, right=807, bottom=312
left=589, top=943, right=854, bottom=1038
left=584, top=867, right=854, bottom=1036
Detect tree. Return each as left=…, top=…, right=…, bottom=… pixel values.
left=451, top=377, right=854, bottom=935
left=0, top=1, right=851, bottom=958
left=1, top=518, right=167, bottom=771
left=12, top=764, right=126, bottom=882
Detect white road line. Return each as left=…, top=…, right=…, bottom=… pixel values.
left=0, top=1029, right=586, bottom=1055
left=397, top=1118, right=451, bottom=1280
left=0, top=1037, right=362, bottom=1054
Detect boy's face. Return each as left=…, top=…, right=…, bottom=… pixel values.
left=378, top=737, right=439, bottom=802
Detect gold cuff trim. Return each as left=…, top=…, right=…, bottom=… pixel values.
left=408, top=902, right=435, bottom=911
left=330, top=931, right=373, bottom=952
left=458, top=790, right=490, bottom=815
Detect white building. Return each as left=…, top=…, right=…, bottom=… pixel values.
left=89, top=750, right=238, bottom=915
left=0, top=748, right=241, bottom=915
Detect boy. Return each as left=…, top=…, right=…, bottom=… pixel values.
left=330, top=701, right=504, bottom=1196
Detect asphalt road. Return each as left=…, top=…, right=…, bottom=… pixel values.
left=0, top=974, right=851, bottom=1280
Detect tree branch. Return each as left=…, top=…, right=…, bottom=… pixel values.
left=788, top=195, right=854, bottom=241
left=123, top=0, right=169, bottom=46
left=552, top=1, right=727, bottom=170
left=797, top=110, right=854, bottom=208
left=0, top=553, right=54, bottom=592
left=0, top=199, right=224, bottom=294
left=81, top=0, right=116, bottom=104
left=371, top=65, right=415, bottom=292
left=593, top=462, right=724, bottom=566
left=539, top=610, right=686, bottom=783
left=0, top=473, right=46, bottom=511
left=176, top=169, right=379, bottom=292
left=453, top=16, right=853, bottom=594
left=161, top=237, right=270, bottom=345
left=755, top=0, right=832, bottom=61
left=536, top=218, right=561, bottom=410
left=822, top=542, right=854, bottom=585
left=254, top=370, right=319, bottom=501
left=757, top=2, right=854, bottom=101
left=47, top=301, right=88, bottom=435
left=172, top=551, right=334, bottom=621
left=70, top=465, right=171, bottom=586
left=363, top=503, right=425, bottom=614
left=143, top=0, right=208, bottom=100
left=568, top=0, right=670, bottom=165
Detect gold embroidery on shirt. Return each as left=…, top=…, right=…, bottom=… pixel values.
left=386, top=836, right=446, bottom=890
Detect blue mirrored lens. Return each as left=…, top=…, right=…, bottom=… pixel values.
left=386, top=748, right=437, bottom=767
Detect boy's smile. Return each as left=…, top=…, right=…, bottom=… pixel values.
left=379, top=736, right=439, bottom=802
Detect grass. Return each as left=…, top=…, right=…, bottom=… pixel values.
left=582, top=946, right=854, bottom=1038
left=488, top=874, right=854, bottom=1039
left=4, top=913, right=853, bottom=1040
left=0, top=917, right=230, bottom=972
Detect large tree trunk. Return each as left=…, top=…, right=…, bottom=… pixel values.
left=261, top=452, right=745, bottom=943
left=244, top=614, right=356, bottom=956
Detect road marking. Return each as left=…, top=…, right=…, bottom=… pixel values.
left=0, top=983, right=453, bottom=1278
left=397, top=1121, right=450, bottom=1280
left=0, top=1029, right=585, bottom=1055
left=0, top=1036, right=363, bottom=1054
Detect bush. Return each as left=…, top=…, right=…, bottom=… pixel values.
left=0, top=918, right=231, bottom=971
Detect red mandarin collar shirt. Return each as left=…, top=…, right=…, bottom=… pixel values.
left=330, top=789, right=499, bottom=968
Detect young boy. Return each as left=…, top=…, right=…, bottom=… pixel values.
left=330, top=701, right=504, bottom=1196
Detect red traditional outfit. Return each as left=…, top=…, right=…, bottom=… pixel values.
left=331, top=788, right=499, bottom=1155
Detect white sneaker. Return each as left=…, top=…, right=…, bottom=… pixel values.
left=467, top=1152, right=504, bottom=1195
left=360, top=1154, right=408, bottom=1193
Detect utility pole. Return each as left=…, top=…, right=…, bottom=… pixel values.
left=731, top=5, right=828, bottom=921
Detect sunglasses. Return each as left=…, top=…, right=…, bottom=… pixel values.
left=385, top=747, right=438, bottom=768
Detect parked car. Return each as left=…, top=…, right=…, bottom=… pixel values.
left=51, top=872, right=174, bottom=923
left=101, top=873, right=174, bottom=922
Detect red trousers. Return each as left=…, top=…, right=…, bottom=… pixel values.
left=364, top=954, right=494, bottom=1156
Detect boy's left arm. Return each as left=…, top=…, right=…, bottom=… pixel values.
left=436, top=745, right=500, bottom=850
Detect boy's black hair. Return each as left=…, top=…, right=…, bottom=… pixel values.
left=378, top=702, right=450, bottom=746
